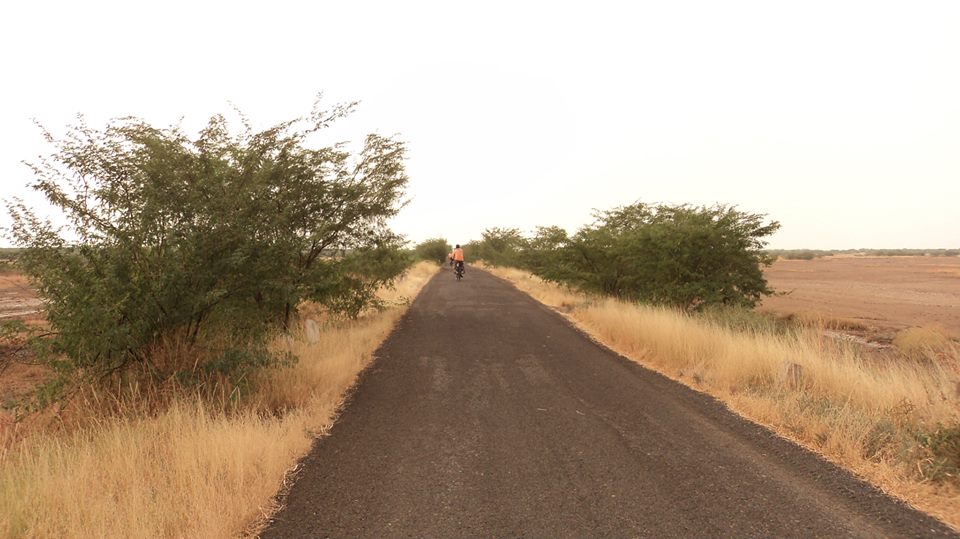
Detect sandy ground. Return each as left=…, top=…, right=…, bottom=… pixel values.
left=0, top=272, right=41, bottom=320
left=761, top=256, right=960, bottom=340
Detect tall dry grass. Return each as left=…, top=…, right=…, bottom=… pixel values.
left=483, top=264, right=960, bottom=529
left=894, top=325, right=954, bottom=358
left=0, top=261, right=438, bottom=538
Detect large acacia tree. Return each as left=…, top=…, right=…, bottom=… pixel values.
left=5, top=101, right=409, bottom=378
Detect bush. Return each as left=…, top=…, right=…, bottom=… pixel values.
left=916, top=425, right=960, bottom=481
left=468, top=228, right=526, bottom=267
left=525, top=202, right=780, bottom=311
left=893, top=325, right=952, bottom=359
left=414, top=238, right=451, bottom=265
left=4, top=101, right=409, bottom=385
left=0, top=248, right=19, bottom=274
left=764, top=249, right=834, bottom=260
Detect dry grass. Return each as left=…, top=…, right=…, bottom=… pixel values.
left=483, top=264, right=960, bottom=530
left=785, top=311, right=870, bottom=332
left=0, top=261, right=438, bottom=538
left=894, top=325, right=954, bottom=358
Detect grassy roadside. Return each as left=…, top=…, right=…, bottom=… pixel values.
left=482, top=264, right=960, bottom=530
left=0, top=262, right=438, bottom=538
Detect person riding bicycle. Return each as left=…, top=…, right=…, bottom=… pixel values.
left=451, top=244, right=465, bottom=275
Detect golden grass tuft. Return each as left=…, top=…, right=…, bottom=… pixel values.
left=784, top=310, right=870, bottom=332
left=0, top=261, right=438, bottom=538
left=483, top=265, right=960, bottom=530
left=894, top=325, right=954, bottom=358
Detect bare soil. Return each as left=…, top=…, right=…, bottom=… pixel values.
left=0, top=272, right=47, bottom=426
left=262, top=268, right=956, bottom=538
left=0, top=272, right=41, bottom=320
left=762, top=256, right=960, bottom=344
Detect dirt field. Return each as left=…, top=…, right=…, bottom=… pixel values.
left=761, top=256, right=960, bottom=341
left=0, top=272, right=40, bottom=320
left=0, top=273, right=46, bottom=411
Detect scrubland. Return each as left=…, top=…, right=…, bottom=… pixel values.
left=0, top=262, right=437, bottom=539
left=484, top=264, right=960, bottom=530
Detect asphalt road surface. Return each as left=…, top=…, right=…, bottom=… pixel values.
left=262, top=268, right=956, bottom=538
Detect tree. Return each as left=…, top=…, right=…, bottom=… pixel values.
left=4, top=100, right=410, bottom=381
left=471, top=227, right=526, bottom=266
left=414, top=237, right=451, bottom=265
left=519, top=226, right=569, bottom=278
left=526, top=202, right=780, bottom=310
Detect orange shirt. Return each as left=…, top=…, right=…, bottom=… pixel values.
left=452, top=248, right=464, bottom=262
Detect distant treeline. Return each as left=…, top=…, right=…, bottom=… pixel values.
left=0, top=248, right=20, bottom=273
left=767, top=249, right=960, bottom=260
left=466, top=202, right=780, bottom=312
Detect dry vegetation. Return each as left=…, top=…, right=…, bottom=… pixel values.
left=483, top=264, right=960, bottom=530
left=0, top=262, right=438, bottom=538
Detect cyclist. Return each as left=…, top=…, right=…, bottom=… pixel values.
left=451, top=244, right=465, bottom=276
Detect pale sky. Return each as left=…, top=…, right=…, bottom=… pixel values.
left=1, top=0, right=957, bottom=249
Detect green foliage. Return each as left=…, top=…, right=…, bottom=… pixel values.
left=310, top=238, right=414, bottom=318
left=916, top=425, right=960, bottom=482
left=469, top=227, right=526, bottom=267
left=520, top=202, right=780, bottom=311
left=0, top=248, right=20, bottom=274
left=765, top=249, right=842, bottom=260
left=0, top=319, right=47, bottom=367
left=519, top=226, right=569, bottom=275
left=4, top=101, right=409, bottom=383
left=0, top=319, right=27, bottom=345
left=414, top=237, right=451, bottom=265
left=776, top=250, right=823, bottom=260
left=201, top=344, right=295, bottom=380
left=861, top=419, right=899, bottom=461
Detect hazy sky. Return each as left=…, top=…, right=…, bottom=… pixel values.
left=1, top=0, right=957, bottom=249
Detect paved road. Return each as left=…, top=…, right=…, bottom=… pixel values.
left=262, top=269, right=956, bottom=538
